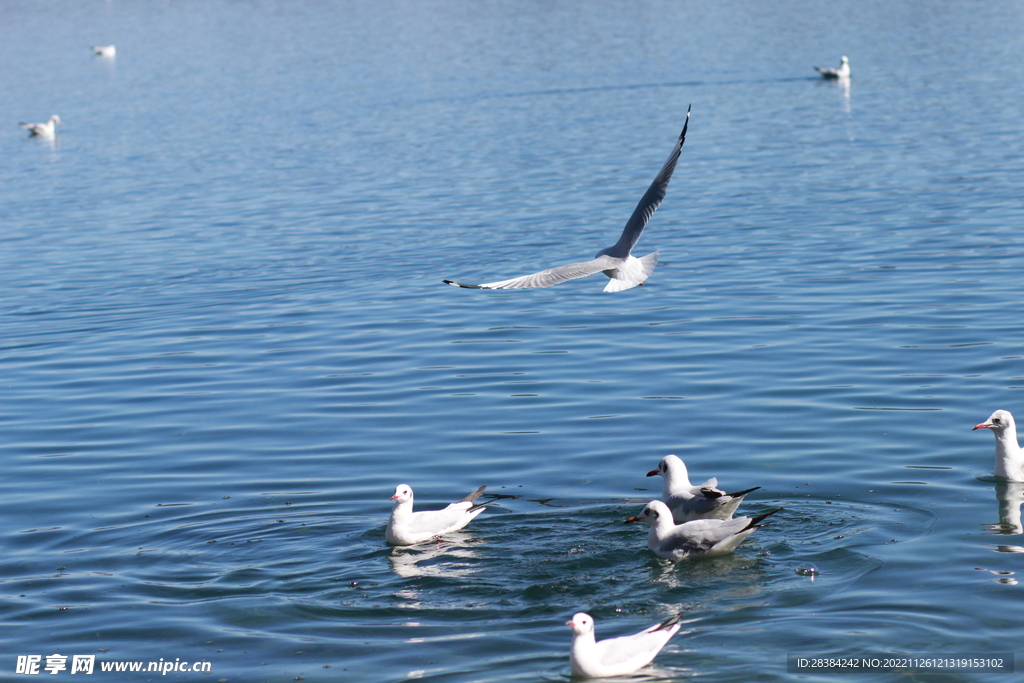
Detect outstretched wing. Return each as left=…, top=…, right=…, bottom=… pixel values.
left=443, top=256, right=616, bottom=289
left=605, top=106, right=690, bottom=259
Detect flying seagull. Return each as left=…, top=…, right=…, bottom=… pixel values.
left=443, top=106, right=690, bottom=292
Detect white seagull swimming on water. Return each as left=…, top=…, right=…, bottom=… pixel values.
left=385, top=484, right=488, bottom=546
left=19, top=115, right=61, bottom=138
left=626, top=499, right=782, bottom=560
left=973, top=410, right=1024, bottom=482
left=92, top=45, right=116, bottom=57
left=567, top=612, right=682, bottom=678
left=815, top=56, right=850, bottom=79
left=443, top=106, right=690, bottom=292
left=647, top=454, right=760, bottom=522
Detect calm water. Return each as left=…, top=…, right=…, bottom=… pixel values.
left=3, top=0, right=1024, bottom=681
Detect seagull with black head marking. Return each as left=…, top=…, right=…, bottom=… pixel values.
left=443, top=106, right=690, bottom=292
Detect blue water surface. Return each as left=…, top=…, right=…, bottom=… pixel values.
left=3, top=1, right=1024, bottom=681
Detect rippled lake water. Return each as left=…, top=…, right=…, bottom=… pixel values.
left=3, top=0, right=1024, bottom=681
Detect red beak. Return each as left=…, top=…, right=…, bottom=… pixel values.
left=390, top=494, right=400, bottom=500
left=624, top=516, right=641, bottom=524
left=646, top=469, right=659, bottom=477
left=973, top=422, right=992, bottom=431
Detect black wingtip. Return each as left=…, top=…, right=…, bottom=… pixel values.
left=679, top=105, right=691, bottom=143
left=700, top=487, right=724, bottom=499
left=746, top=507, right=784, bottom=530
left=443, top=279, right=485, bottom=289
left=725, top=486, right=761, bottom=498
left=654, top=612, right=685, bottom=631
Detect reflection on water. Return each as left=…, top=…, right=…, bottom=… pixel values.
left=983, top=482, right=1024, bottom=535
left=816, top=73, right=851, bottom=113
left=991, top=544, right=1024, bottom=555
left=23, top=135, right=59, bottom=152
left=644, top=553, right=775, bottom=618
left=388, top=535, right=483, bottom=579
left=837, top=76, right=851, bottom=113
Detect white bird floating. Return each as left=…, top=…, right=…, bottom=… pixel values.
left=626, top=499, right=782, bottom=560
left=92, top=45, right=116, bottom=57
left=385, top=484, right=488, bottom=546
left=443, top=106, right=690, bottom=292
left=815, top=56, right=850, bottom=79
left=647, top=454, right=760, bottom=522
left=19, top=115, right=61, bottom=138
left=973, top=410, right=1024, bottom=482
left=567, top=612, right=682, bottom=678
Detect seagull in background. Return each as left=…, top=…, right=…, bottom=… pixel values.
left=815, top=56, right=850, bottom=79
left=92, top=45, right=116, bottom=57
left=443, top=106, right=690, bottom=292
left=647, top=454, right=760, bottom=522
left=19, top=115, right=61, bottom=138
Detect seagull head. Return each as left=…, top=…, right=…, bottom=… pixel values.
left=647, top=454, right=692, bottom=491
left=973, top=409, right=1015, bottom=433
left=646, top=453, right=686, bottom=479
left=566, top=612, right=595, bottom=636
left=50, top=115, right=61, bottom=126
left=390, top=484, right=414, bottom=503
left=624, top=500, right=671, bottom=527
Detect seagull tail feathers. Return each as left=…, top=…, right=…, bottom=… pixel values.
left=602, top=252, right=659, bottom=293
left=458, top=485, right=487, bottom=503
